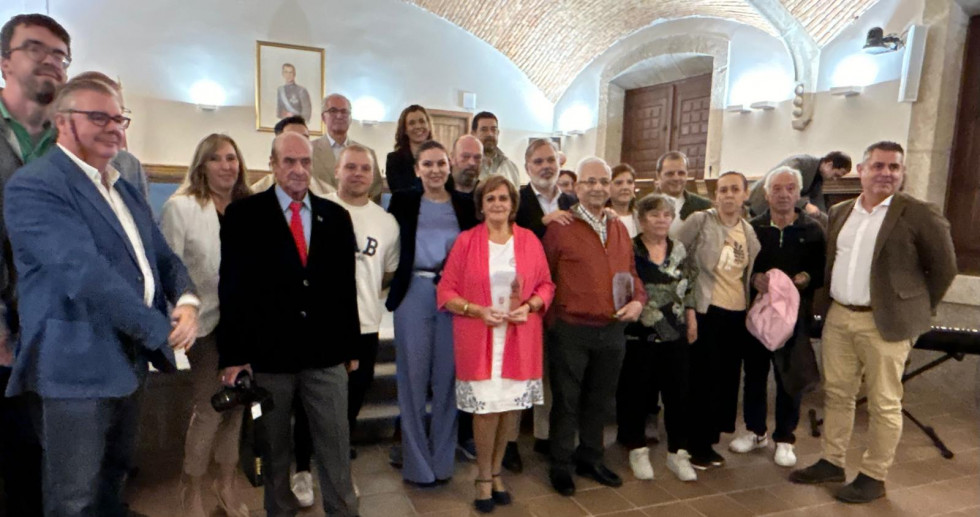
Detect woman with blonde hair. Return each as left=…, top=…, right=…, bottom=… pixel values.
left=161, top=133, right=251, bottom=517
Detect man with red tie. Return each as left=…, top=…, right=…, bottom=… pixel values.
left=218, top=132, right=361, bottom=516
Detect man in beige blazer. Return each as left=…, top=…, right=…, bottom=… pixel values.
left=790, top=141, right=957, bottom=504
left=311, top=93, right=383, bottom=201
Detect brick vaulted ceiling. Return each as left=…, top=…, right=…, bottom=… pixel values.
left=404, top=0, right=880, bottom=101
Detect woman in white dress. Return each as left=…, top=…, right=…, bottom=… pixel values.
left=437, top=175, right=555, bottom=513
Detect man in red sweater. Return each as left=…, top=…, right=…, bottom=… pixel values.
left=542, top=156, right=646, bottom=496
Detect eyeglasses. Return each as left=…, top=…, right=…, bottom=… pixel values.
left=60, top=110, right=131, bottom=129
left=580, top=178, right=611, bottom=187
left=8, top=40, right=71, bottom=69
left=324, top=108, right=351, bottom=117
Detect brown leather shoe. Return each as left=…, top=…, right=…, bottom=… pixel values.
left=835, top=473, right=886, bottom=504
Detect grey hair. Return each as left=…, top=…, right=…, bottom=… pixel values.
left=763, top=166, right=803, bottom=194
left=576, top=156, right=612, bottom=177
left=635, top=193, right=677, bottom=220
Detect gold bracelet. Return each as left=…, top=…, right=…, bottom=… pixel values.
left=462, top=301, right=470, bottom=316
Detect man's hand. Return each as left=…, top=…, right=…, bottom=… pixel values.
left=220, top=364, right=252, bottom=387
left=169, top=305, right=199, bottom=351
left=542, top=210, right=573, bottom=226
left=0, top=333, right=11, bottom=367
left=752, top=273, right=769, bottom=294
left=346, top=360, right=359, bottom=373
left=804, top=203, right=820, bottom=216
left=615, top=300, right=643, bottom=322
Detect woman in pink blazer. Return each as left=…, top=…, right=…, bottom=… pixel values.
left=438, top=175, right=555, bottom=513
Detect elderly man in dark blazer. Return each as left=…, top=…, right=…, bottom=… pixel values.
left=219, top=132, right=360, bottom=516
left=789, top=141, right=957, bottom=504
left=5, top=77, right=199, bottom=516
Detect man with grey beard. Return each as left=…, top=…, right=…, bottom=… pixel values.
left=450, top=134, right=482, bottom=198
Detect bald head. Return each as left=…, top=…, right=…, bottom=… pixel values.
left=451, top=134, right=483, bottom=193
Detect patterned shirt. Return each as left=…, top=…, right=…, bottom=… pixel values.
left=573, top=204, right=607, bottom=245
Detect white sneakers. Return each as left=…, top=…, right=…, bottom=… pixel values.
left=291, top=471, right=315, bottom=508
left=774, top=442, right=797, bottom=467
left=729, top=432, right=797, bottom=467
left=729, top=432, right=770, bottom=453
left=628, top=447, right=655, bottom=480
left=666, top=450, right=698, bottom=482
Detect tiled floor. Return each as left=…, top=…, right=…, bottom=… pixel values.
left=124, top=352, right=980, bottom=517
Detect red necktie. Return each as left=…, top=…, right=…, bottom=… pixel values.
left=289, top=201, right=308, bottom=266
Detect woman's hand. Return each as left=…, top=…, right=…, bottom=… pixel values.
left=751, top=273, right=769, bottom=294
left=686, top=309, right=698, bottom=344
left=473, top=305, right=506, bottom=327
left=505, top=304, right=531, bottom=324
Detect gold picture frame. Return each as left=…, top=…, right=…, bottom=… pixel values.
left=255, top=40, right=325, bottom=135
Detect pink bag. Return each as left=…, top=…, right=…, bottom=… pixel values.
left=746, top=269, right=800, bottom=351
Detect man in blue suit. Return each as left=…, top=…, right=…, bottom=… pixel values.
left=3, top=76, right=199, bottom=516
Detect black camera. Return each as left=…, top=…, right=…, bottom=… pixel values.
left=211, top=370, right=274, bottom=413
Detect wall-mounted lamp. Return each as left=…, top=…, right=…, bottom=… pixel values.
left=353, top=96, right=385, bottom=126
left=726, top=104, right=750, bottom=114
left=863, top=27, right=904, bottom=55
left=189, top=79, right=225, bottom=111
left=830, top=86, right=863, bottom=97
left=750, top=101, right=777, bottom=111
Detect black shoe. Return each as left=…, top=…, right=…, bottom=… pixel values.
left=789, top=459, right=846, bottom=485
left=835, top=473, right=886, bottom=504
left=474, top=479, right=495, bottom=513
left=533, top=438, right=550, bottom=455
left=549, top=469, right=576, bottom=496
left=575, top=462, right=623, bottom=487
left=502, top=441, right=523, bottom=473
left=491, top=474, right=512, bottom=505
left=389, top=444, right=403, bottom=469
left=689, top=447, right=725, bottom=470
left=458, top=438, right=477, bottom=461
left=404, top=479, right=438, bottom=488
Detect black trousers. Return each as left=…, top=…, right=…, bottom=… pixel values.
left=548, top=320, right=626, bottom=472
left=295, top=333, right=379, bottom=471
left=741, top=336, right=802, bottom=444
left=688, top=306, right=747, bottom=453
left=0, top=368, right=42, bottom=517
left=616, top=337, right=690, bottom=452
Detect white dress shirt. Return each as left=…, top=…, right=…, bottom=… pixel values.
left=326, top=134, right=349, bottom=159
left=160, top=195, right=221, bottom=336
left=530, top=183, right=561, bottom=216
left=829, top=195, right=893, bottom=306
left=61, top=144, right=198, bottom=309
left=668, top=192, right=687, bottom=238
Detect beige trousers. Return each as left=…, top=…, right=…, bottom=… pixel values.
left=821, top=302, right=912, bottom=481
left=182, top=332, right=244, bottom=477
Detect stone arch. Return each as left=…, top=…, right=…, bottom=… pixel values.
left=596, top=33, right=730, bottom=176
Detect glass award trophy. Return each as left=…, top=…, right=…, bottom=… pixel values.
left=612, top=271, right=634, bottom=312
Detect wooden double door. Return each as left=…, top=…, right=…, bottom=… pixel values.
left=620, top=73, right=712, bottom=180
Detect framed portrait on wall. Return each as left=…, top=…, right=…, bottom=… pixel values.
left=255, top=40, right=325, bottom=135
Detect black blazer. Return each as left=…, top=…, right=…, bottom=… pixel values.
left=515, top=184, right=576, bottom=240
left=218, top=187, right=360, bottom=372
left=386, top=190, right=477, bottom=311
left=385, top=148, right=420, bottom=194
left=679, top=190, right=713, bottom=221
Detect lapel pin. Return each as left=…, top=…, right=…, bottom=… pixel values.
left=316, top=215, right=323, bottom=222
